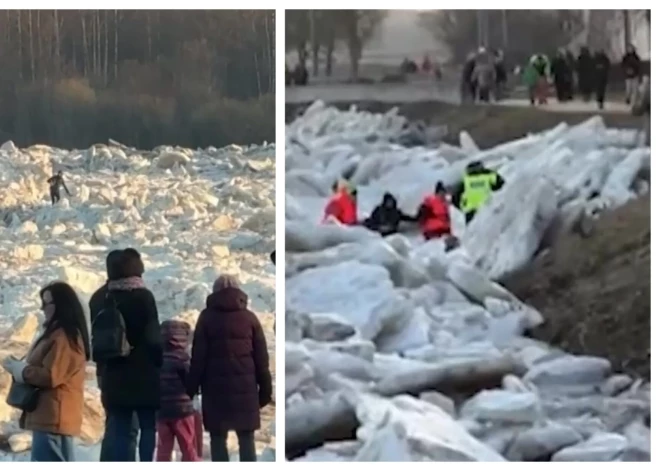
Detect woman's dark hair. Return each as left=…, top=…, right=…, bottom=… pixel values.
left=106, top=250, right=124, bottom=281
left=121, top=248, right=145, bottom=277
left=40, top=282, right=91, bottom=360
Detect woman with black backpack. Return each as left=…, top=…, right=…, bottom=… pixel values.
left=90, top=248, right=163, bottom=461
left=2, top=281, right=90, bottom=461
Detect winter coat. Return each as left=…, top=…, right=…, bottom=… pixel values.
left=593, top=52, right=611, bottom=84
left=89, top=283, right=163, bottom=410
left=471, top=53, right=496, bottom=89
left=522, top=62, right=540, bottom=88
left=19, top=328, right=86, bottom=437
left=323, top=190, right=357, bottom=225
left=363, top=194, right=416, bottom=237
left=621, top=51, right=641, bottom=78
left=186, top=286, right=272, bottom=433
left=159, top=320, right=194, bottom=420
left=452, top=165, right=505, bottom=209
left=577, top=50, right=594, bottom=82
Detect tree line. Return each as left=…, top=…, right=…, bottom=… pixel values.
left=0, top=10, right=275, bottom=149
left=286, top=10, right=386, bottom=81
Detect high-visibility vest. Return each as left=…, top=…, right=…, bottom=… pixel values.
left=460, top=172, right=498, bottom=213
left=421, top=194, right=451, bottom=236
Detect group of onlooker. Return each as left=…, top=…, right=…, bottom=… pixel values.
left=523, top=44, right=643, bottom=110
left=2, top=247, right=272, bottom=462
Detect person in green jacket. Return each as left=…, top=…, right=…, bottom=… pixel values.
left=524, top=54, right=551, bottom=105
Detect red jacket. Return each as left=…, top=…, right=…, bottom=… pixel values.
left=323, top=191, right=357, bottom=225
left=420, top=194, right=451, bottom=237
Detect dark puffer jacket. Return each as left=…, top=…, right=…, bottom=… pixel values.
left=159, top=320, right=194, bottom=420
left=186, top=287, right=272, bottom=433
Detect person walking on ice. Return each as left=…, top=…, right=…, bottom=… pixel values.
left=47, top=170, right=71, bottom=205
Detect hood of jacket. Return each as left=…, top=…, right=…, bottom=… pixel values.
left=205, top=286, right=248, bottom=312
left=161, top=320, right=191, bottom=352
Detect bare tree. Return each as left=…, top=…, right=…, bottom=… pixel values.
left=17, top=10, right=23, bottom=79
left=28, top=10, right=35, bottom=82
left=53, top=10, right=61, bottom=76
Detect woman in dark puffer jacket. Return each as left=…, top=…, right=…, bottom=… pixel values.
left=187, top=275, right=272, bottom=462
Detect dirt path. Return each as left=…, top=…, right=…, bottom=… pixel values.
left=503, top=197, right=650, bottom=380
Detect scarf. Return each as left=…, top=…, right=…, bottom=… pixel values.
left=107, top=276, right=145, bottom=291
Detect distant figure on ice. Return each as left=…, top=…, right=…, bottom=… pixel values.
left=47, top=170, right=71, bottom=205
left=453, top=161, right=505, bottom=224
left=363, top=192, right=416, bottom=237
left=621, top=44, right=641, bottom=104
left=577, top=46, right=594, bottom=102
left=415, top=182, right=452, bottom=241
left=322, top=182, right=358, bottom=225
left=593, top=49, right=611, bottom=109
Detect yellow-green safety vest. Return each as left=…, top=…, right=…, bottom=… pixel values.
left=460, top=172, right=498, bottom=213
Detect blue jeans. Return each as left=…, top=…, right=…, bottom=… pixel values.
left=31, top=432, right=75, bottom=461
left=103, top=408, right=156, bottom=461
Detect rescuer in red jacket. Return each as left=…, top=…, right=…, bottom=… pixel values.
left=322, top=183, right=358, bottom=225
left=415, top=181, right=452, bottom=240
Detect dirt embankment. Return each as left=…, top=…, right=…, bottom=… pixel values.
left=503, top=196, right=650, bottom=380
left=286, top=100, right=647, bottom=149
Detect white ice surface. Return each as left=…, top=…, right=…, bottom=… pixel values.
left=1, top=140, right=276, bottom=460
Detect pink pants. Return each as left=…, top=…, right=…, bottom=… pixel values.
left=194, top=411, right=204, bottom=457
left=156, top=415, right=200, bottom=461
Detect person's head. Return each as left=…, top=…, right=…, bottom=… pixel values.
left=435, top=181, right=446, bottom=195
left=331, top=180, right=339, bottom=193
left=160, top=320, right=191, bottom=352
left=212, top=274, right=240, bottom=293
left=467, top=161, right=484, bottom=173
left=121, top=248, right=144, bottom=278
left=382, top=192, right=396, bottom=208
left=57, top=170, right=62, bottom=176
left=39, top=282, right=90, bottom=360
left=106, top=250, right=124, bottom=281
left=627, top=44, right=635, bottom=53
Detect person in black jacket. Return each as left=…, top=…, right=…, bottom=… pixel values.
left=551, top=49, right=569, bottom=102
left=90, top=248, right=163, bottom=462
left=577, top=46, right=594, bottom=102
left=621, top=44, right=641, bottom=104
left=90, top=249, right=138, bottom=462
left=593, top=49, right=611, bottom=109
left=363, top=192, right=416, bottom=237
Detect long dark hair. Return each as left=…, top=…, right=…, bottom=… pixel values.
left=40, top=282, right=91, bottom=360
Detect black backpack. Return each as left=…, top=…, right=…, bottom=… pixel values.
left=91, top=293, right=131, bottom=361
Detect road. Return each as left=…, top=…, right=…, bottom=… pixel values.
left=286, top=80, right=632, bottom=115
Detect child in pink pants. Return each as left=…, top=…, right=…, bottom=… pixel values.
left=156, top=320, right=200, bottom=461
